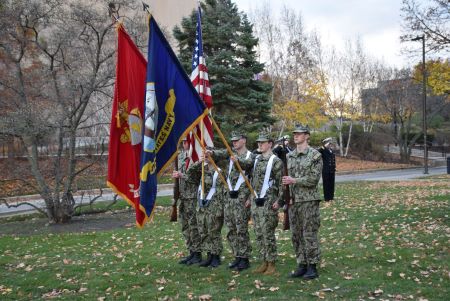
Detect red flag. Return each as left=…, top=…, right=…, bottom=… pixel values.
left=188, top=6, right=214, bottom=166
left=107, top=24, right=147, bottom=227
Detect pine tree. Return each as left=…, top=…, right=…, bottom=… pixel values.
left=173, top=0, right=273, bottom=135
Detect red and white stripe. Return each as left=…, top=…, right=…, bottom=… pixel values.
left=188, top=57, right=214, bottom=167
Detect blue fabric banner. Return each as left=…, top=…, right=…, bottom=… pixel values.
left=139, top=16, right=208, bottom=221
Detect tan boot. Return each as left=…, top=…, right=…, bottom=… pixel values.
left=263, top=262, right=277, bottom=275
left=252, top=261, right=268, bottom=274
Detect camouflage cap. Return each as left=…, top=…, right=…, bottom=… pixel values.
left=292, top=124, right=310, bottom=134
left=322, top=137, right=333, bottom=145
left=230, top=131, right=246, bottom=141
left=256, top=131, right=271, bottom=142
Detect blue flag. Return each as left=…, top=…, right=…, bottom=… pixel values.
left=139, top=16, right=208, bottom=223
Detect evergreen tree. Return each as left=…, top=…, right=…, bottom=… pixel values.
left=173, top=0, right=273, bottom=135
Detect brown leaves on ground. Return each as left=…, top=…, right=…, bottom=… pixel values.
left=336, top=157, right=413, bottom=172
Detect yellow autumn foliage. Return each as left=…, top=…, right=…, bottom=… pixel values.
left=274, top=98, right=328, bottom=130
left=413, top=59, right=450, bottom=100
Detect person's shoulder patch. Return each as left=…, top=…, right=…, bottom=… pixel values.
left=311, top=149, right=322, bottom=161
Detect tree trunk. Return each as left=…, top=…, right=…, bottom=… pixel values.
left=344, top=122, right=353, bottom=157
left=44, top=192, right=74, bottom=224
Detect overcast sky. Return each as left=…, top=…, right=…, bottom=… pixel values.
left=233, top=0, right=425, bottom=68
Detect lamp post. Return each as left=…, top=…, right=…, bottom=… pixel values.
left=411, top=35, right=428, bottom=174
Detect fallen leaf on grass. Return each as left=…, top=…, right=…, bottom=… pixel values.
left=387, top=259, right=396, bottom=263
left=42, top=289, right=62, bottom=298
left=0, top=285, right=13, bottom=295
left=156, top=277, right=167, bottom=285
left=199, top=294, right=212, bottom=301
left=254, top=280, right=263, bottom=289
left=227, top=279, right=236, bottom=290
left=368, top=289, right=383, bottom=297
left=312, top=291, right=326, bottom=299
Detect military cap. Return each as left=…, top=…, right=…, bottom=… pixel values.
left=292, top=124, right=310, bottom=134
left=256, top=131, right=271, bottom=142
left=230, top=131, right=246, bottom=141
left=283, top=135, right=290, bottom=140
left=322, top=137, right=333, bottom=145
left=181, top=136, right=188, bottom=142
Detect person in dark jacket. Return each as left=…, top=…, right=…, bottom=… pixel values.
left=318, top=137, right=336, bottom=202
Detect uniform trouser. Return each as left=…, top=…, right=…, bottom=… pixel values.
left=251, top=201, right=279, bottom=262
left=179, top=197, right=201, bottom=253
left=224, top=197, right=251, bottom=258
left=197, top=202, right=224, bottom=255
left=322, top=172, right=335, bottom=201
left=289, top=200, right=321, bottom=265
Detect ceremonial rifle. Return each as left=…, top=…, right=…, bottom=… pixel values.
left=170, top=154, right=180, bottom=222
left=280, top=137, right=291, bottom=230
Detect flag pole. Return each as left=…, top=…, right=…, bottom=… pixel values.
left=209, top=115, right=257, bottom=197
left=200, top=120, right=205, bottom=199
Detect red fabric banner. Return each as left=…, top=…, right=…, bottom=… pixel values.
left=107, top=24, right=147, bottom=227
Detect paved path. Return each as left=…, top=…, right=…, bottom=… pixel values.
left=385, top=145, right=448, bottom=161
left=0, top=186, right=173, bottom=217
left=336, top=166, right=447, bottom=182
left=1, top=166, right=447, bottom=217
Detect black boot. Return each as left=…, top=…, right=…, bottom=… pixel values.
left=186, top=252, right=202, bottom=265
left=236, top=257, right=250, bottom=271
left=178, top=252, right=194, bottom=264
left=210, top=254, right=221, bottom=268
left=228, top=257, right=241, bottom=269
left=289, top=264, right=307, bottom=278
left=199, top=252, right=212, bottom=267
left=303, top=264, right=319, bottom=280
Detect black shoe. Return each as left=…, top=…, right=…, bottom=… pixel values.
left=236, top=258, right=250, bottom=271
left=289, top=264, right=307, bottom=278
left=178, top=252, right=194, bottom=264
left=303, top=264, right=319, bottom=280
left=210, top=254, right=221, bottom=268
left=228, top=257, right=241, bottom=269
left=199, top=253, right=212, bottom=267
left=186, top=252, right=202, bottom=265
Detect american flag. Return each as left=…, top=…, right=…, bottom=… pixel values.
left=187, top=5, right=214, bottom=167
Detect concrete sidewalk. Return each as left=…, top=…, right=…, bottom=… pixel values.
left=0, top=185, right=174, bottom=217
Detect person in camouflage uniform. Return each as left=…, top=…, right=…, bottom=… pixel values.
left=282, top=124, right=323, bottom=280
left=206, top=131, right=255, bottom=271
left=186, top=157, right=225, bottom=268
left=172, top=138, right=202, bottom=265
left=250, top=132, right=283, bottom=275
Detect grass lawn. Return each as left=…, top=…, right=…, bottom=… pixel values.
left=0, top=176, right=448, bottom=300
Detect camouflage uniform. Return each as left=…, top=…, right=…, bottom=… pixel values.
left=177, top=151, right=201, bottom=254
left=187, top=162, right=225, bottom=256
left=251, top=152, right=283, bottom=263
left=287, top=146, right=323, bottom=265
left=212, top=147, right=255, bottom=260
